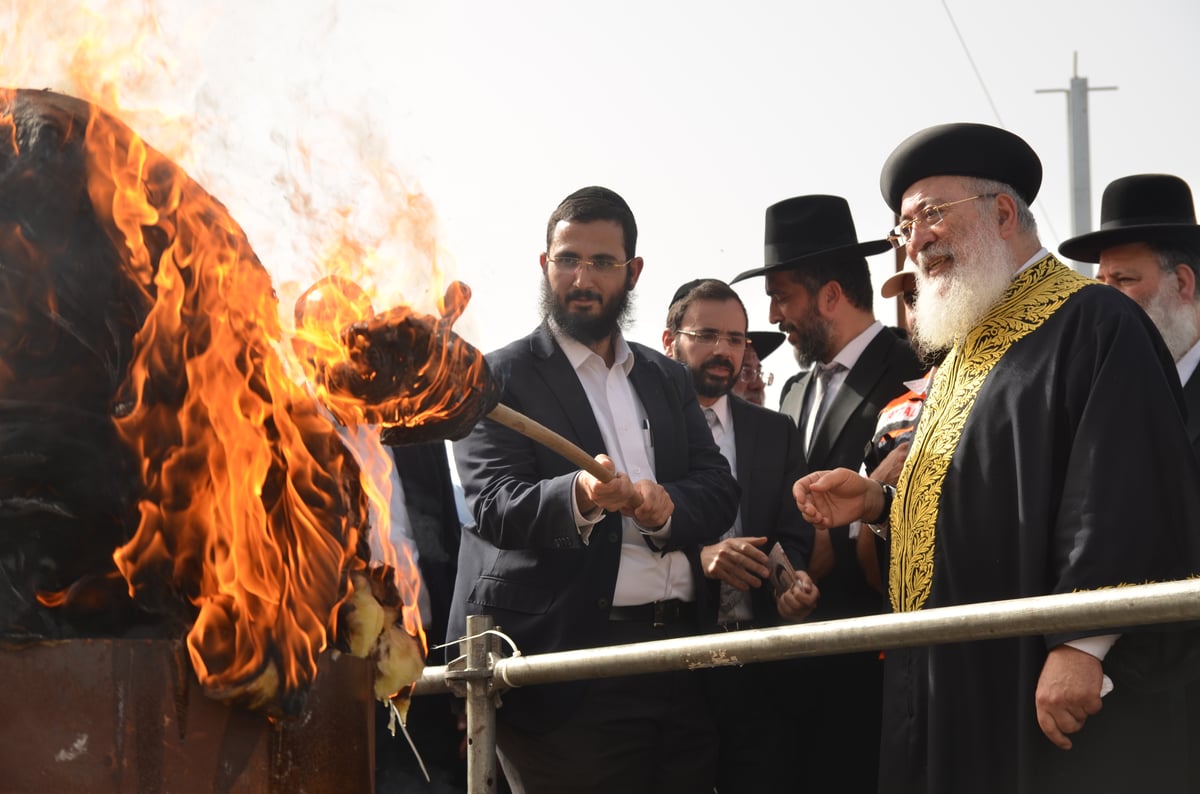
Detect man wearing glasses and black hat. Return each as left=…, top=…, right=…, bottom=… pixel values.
left=731, top=195, right=923, bottom=794
left=793, top=123, right=1200, bottom=793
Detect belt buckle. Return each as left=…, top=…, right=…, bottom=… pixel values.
left=652, top=600, right=670, bottom=628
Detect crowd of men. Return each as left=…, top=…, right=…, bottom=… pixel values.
left=378, top=123, right=1200, bottom=794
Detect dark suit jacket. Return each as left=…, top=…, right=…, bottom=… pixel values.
left=692, top=395, right=812, bottom=630
left=1185, top=369, right=1200, bottom=458
left=448, top=323, right=740, bottom=731
left=387, top=441, right=462, bottom=649
left=779, top=326, right=923, bottom=620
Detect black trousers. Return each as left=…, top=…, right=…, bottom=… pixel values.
left=703, top=656, right=794, bottom=794
left=495, top=620, right=718, bottom=794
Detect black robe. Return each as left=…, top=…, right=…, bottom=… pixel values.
left=881, top=256, right=1200, bottom=794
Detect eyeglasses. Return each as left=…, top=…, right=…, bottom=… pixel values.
left=740, top=365, right=774, bottom=386
left=546, top=255, right=632, bottom=274
left=675, top=329, right=749, bottom=349
left=887, top=194, right=996, bottom=249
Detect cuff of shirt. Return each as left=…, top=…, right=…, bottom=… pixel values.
left=1064, top=633, right=1120, bottom=661
left=570, top=472, right=605, bottom=544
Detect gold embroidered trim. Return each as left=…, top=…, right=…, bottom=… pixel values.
left=889, top=255, right=1092, bottom=612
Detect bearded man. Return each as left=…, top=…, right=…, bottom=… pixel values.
left=448, top=186, right=739, bottom=794
left=731, top=195, right=922, bottom=794
left=1059, top=173, right=1200, bottom=456
left=792, top=124, right=1200, bottom=793
left=662, top=277, right=818, bottom=793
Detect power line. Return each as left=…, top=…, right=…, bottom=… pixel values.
left=941, top=0, right=1004, bottom=127
left=941, top=0, right=1061, bottom=244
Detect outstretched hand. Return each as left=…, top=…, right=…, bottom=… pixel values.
left=792, top=468, right=882, bottom=530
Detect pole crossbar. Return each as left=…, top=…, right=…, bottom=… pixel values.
left=415, top=578, right=1200, bottom=696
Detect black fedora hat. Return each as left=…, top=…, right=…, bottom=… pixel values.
left=729, top=195, right=890, bottom=284
left=880, top=122, right=1042, bottom=213
left=1058, top=174, right=1200, bottom=263
left=747, top=330, right=785, bottom=359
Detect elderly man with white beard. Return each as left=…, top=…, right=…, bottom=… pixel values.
left=1059, top=173, right=1200, bottom=456
left=791, top=123, right=1200, bottom=794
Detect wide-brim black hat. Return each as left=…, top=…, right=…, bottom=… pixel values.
left=747, top=330, right=785, bottom=359
left=1058, top=174, right=1200, bottom=263
left=880, top=123, right=1042, bottom=213
left=730, top=195, right=890, bottom=284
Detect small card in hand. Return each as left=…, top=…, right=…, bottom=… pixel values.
left=768, top=542, right=796, bottom=597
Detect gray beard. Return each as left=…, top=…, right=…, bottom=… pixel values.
left=912, top=227, right=1018, bottom=356
left=1143, top=278, right=1200, bottom=362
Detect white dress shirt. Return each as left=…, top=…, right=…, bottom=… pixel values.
left=552, top=326, right=694, bottom=606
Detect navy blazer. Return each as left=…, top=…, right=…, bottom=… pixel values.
left=691, top=394, right=813, bottom=630
left=448, top=323, right=739, bottom=731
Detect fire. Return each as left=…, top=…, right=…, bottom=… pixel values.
left=0, top=87, right=498, bottom=714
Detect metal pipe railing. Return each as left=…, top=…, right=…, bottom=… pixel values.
left=417, top=578, right=1200, bottom=695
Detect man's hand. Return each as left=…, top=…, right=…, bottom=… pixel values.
left=700, top=536, right=770, bottom=590
left=776, top=570, right=819, bottom=621
left=1035, top=644, right=1105, bottom=750
left=576, top=454, right=637, bottom=514
left=793, top=468, right=880, bottom=530
left=627, top=479, right=673, bottom=528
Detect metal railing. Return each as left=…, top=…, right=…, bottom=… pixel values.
left=416, top=578, right=1200, bottom=793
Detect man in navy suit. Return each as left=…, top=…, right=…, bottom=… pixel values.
left=663, top=277, right=818, bottom=793
left=449, top=187, right=739, bottom=794
left=731, top=195, right=923, bottom=793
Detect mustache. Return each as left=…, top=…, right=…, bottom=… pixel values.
left=703, top=356, right=735, bottom=372
left=917, top=244, right=953, bottom=272
left=565, top=289, right=604, bottom=303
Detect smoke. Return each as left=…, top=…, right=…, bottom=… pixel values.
left=0, top=0, right=453, bottom=325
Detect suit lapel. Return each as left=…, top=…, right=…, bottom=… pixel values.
left=1184, top=370, right=1200, bottom=454
left=530, top=324, right=607, bottom=456
left=780, top=370, right=814, bottom=427
left=808, top=330, right=892, bottom=465
left=730, top=397, right=756, bottom=529
left=627, top=348, right=677, bottom=478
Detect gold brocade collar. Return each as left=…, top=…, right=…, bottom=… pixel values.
left=889, top=255, right=1092, bottom=612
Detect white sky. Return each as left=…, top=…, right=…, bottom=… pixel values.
left=7, top=0, right=1200, bottom=407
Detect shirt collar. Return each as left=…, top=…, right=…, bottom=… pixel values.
left=829, top=320, right=884, bottom=371
left=1177, top=335, right=1200, bottom=386
left=550, top=322, right=634, bottom=375
left=1014, top=247, right=1050, bottom=277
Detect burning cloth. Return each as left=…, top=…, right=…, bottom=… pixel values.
left=0, top=88, right=494, bottom=714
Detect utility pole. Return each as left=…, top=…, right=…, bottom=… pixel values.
left=1036, top=53, right=1117, bottom=275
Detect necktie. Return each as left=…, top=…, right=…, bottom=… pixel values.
left=704, top=406, right=749, bottom=623
left=804, top=361, right=845, bottom=455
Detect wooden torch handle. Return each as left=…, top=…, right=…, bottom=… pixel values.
left=486, top=403, right=645, bottom=509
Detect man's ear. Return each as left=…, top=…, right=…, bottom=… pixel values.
left=995, top=192, right=1019, bottom=239
left=662, top=329, right=676, bottom=357
left=1174, top=263, right=1197, bottom=303
left=819, top=280, right=843, bottom=315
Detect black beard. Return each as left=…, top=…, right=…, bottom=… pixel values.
left=687, top=354, right=739, bottom=400
left=790, top=321, right=831, bottom=368
left=539, top=273, right=635, bottom=344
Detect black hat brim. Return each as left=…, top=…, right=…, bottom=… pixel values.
left=730, top=238, right=892, bottom=284
left=1059, top=224, right=1200, bottom=263
left=747, top=331, right=785, bottom=360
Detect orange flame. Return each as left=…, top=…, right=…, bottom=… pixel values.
left=1, top=2, right=488, bottom=712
